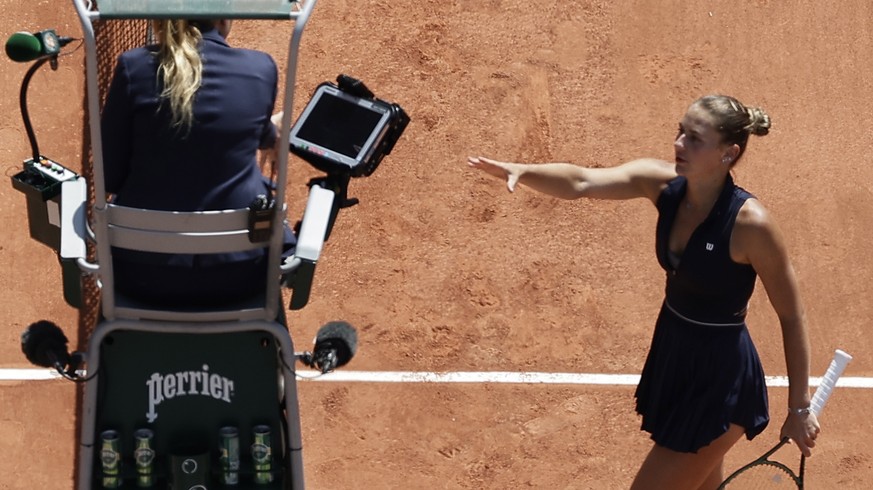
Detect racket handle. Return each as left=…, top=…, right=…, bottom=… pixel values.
left=810, top=349, right=853, bottom=417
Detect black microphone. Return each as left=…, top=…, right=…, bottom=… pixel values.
left=21, top=320, right=71, bottom=371
left=5, top=30, right=73, bottom=63
left=310, top=321, right=358, bottom=374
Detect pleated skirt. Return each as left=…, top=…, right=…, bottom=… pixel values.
left=634, top=304, right=770, bottom=453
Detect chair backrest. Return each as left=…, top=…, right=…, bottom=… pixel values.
left=94, top=203, right=285, bottom=322
left=105, top=205, right=266, bottom=254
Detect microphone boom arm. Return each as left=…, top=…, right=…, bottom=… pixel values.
left=19, top=56, right=55, bottom=162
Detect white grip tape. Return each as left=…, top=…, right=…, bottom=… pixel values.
left=810, top=349, right=853, bottom=417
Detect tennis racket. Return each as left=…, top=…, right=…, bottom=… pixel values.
left=718, top=349, right=853, bottom=489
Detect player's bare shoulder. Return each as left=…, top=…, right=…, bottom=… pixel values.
left=736, top=197, right=773, bottom=229
left=732, top=198, right=786, bottom=264
left=623, top=158, right=677, bottom=202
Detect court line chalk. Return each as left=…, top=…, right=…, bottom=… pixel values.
left=304, top=371, right=873, bottom=388
left=2, top=368, right=871, bottom=388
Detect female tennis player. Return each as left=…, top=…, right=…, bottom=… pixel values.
left=467, top=94, right=820, bottom=489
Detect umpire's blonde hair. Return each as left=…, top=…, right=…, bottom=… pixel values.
left=152, top=19, right=203, bottom=132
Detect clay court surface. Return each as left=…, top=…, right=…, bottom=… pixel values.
left=2, top=0, right=873, bottom=488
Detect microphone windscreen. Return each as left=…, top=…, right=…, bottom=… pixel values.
left=5, top=31, right=42, bottom=62
left=314, top=321, right=358, bottom=367
left=21, top=320, right=69, bottom=368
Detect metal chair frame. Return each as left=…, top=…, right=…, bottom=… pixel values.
left=69, top=1, right=322, bottom=488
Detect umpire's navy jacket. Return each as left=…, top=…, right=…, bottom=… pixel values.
left=101, top=26, right=294, bottom=305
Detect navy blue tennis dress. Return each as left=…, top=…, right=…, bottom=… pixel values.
left=634, top=174, right=770, bottom=453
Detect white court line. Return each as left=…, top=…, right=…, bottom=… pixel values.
left=306, top=371, right=873, bottom=388
left=2, top=368, right=872, bottom=388
left=0, top=369, right=64, bottom=381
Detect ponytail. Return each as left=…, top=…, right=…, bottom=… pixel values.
left=152, top=19, right=203, bottom=132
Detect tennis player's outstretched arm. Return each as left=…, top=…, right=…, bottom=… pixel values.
left=467, top=156, right=676, bottom=204
left=732, top=199, right=821, bottom=457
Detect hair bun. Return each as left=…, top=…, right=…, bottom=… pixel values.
left=746, top=107, right=771, bottom=136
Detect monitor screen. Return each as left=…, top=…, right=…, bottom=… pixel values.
left=291, top=85, right=391, bottom=166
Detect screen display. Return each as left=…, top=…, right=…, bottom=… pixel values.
left=294, top=91, right=387, bottom=159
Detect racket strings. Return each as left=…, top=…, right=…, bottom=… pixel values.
left=721, top=462, right=801, bottom=489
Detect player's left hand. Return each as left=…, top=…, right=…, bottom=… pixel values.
left=780, top=409, right=820, bottom=457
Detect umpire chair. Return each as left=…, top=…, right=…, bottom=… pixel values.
left=64, top=1, right=327, bottom=488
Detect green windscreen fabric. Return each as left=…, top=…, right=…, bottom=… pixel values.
left=96, top=0, right=297, bottom=19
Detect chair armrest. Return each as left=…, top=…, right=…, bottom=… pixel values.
left=60, top=178, right=88, bottom=262
left=283, top=185, right=336, bottom=310
left=292, top=184, right=336, bottom=263
left=60, top=178, right=92, bottom=307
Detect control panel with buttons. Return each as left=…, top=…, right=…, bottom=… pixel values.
left=27, top=156, right=79, bottom=183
